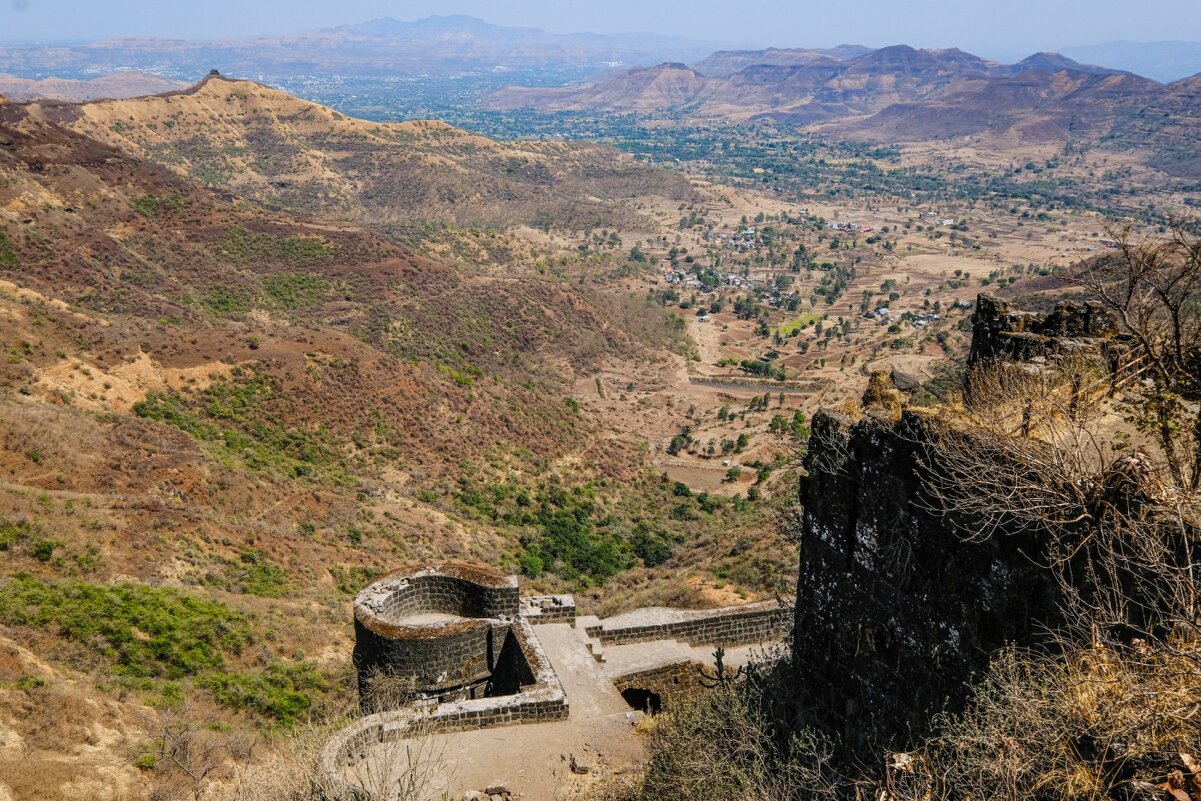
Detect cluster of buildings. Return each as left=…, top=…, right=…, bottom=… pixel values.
left=704, top=229, right=762, bottom=252
left=826, top=222, right=874, bottom=234
left=661, top=268, right=757, bottom=292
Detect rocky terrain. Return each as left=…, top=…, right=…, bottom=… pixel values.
left=489, top=45, right=1201, bottom=179
left=0, top=71, right=186, bottom=102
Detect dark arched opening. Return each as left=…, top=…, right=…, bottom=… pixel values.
left=621, top=687, right=662, bottom=715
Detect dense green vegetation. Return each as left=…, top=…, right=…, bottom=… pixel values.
left=201, top=662, right=326, bottom=725
left=131, top=192, right=185, bottom=218
left=132, top=371, right=351, bottom=485
left=262, top=272, right=332, bottom=310
left=451, top=475, right=760, bottom=587
left=221, top=225, right=338, bottom=267
left=0, top=575, right=252, bottom=678
left=0, top=229, right=17, bottom=268
left=0, top=575, right=334, bottom=724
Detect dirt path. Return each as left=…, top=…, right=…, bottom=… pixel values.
left=389, top=624, right=646, bottom=799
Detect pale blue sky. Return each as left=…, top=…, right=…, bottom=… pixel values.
left=2, top=0, right=1199, bottom=59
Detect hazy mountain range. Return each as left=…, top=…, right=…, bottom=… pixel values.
left=487, top=43, right=1201, bottom=178
left=1059, top=40, right=1201, bottom=83
left=0, top=15, right=727, bottom=80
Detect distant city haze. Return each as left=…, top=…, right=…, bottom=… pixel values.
left=2, top=0, right=1200, bottom=59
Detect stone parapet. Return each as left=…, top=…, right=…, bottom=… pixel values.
left=323, top=617, right=567, bottom=794
left=585, top=599, right=789, bottom=646
left=520, top=594, right=577, bottom=624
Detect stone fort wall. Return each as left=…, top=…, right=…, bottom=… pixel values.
left=324, top=617, right=567, bottom=791
left=352, top=562, right=520, bottom=701
left=585, top=599, right=789, bottom=646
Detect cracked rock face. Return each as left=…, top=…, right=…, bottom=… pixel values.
left=792, top=410, right=1062, bottom=757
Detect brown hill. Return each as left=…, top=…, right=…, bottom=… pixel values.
left=491, top=44, right=1200, bottom=178
left=827, top=69, right=1161, bottom=143
left=490, top=63, right=717, bottom=114
left=489, top=45, right=999, bottom=121
left=0, top=71, right=186, bottom=102
left=691, top=45, right=870, bottom=77
left=46, top=74, right=695, bottom=230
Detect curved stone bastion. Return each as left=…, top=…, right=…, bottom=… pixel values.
left=330, top=561, right=792, bottom=797
left=352, top=561, right=522, bottom=705
left=325, top=614, right=567, bottom=795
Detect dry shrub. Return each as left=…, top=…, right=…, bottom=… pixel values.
left=911, top=637, right=1201, bottom=801
left=633, top=663, right=839, bottom=801
left=861, top=371, right=904, bottom=420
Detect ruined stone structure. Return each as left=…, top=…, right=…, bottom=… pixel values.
left=520, top=594, right=577, bottom=624
left=352, top=562, right=524, bottom=705
left=583, top=599, right=789, bottom=646
left=793, top=409, right=1064, bottom=756
left=330, top=561, right=792, bottom=796
left=327, top=614, right=569, bottom=790
left=790, top=294, right=1156, bottom=757
left=969, top=292, right=1124, bottom=367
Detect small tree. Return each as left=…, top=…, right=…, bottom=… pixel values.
left=1065, top=222, right=1201, bottom=489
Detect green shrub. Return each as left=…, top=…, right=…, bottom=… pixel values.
left=0, top=521, right=27, bottom=551
left=237, top=562, right=290, bottom=598
left=221, top=225, right=337, bottom=267
left=328, top=564, right=381, bottom=597
left=0, top=230, right=17, bottom=268
left=0, top=575, right=252, bottom=678
left=518, top=551, right=545, bottom=577
left=202, top=661, right=327, bottom=724
left=31, top=539, right=61, bottom=562
left=262, top=272, right=330, bottom=310
left=631, top=528, right=673, bottom=567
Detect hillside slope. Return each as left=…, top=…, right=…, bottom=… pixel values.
left=50, top=74, right=696, bottom=229
left=0, top=82, right=794, bottom=799
left=0, top=71, right=186, bottom=102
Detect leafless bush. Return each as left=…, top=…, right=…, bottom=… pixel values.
left=904, top=639, right=1201, bottom=801
left=360, top=669, right=421, bottom=714
left=1064, top=222, right=1201, bottom=490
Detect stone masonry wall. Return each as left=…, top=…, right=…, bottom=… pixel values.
left=586, top=599, right=789, bottom=646
left=324, top=618, right=567, bottom=793
left=793, top=410, right=1063, bottom=756
left=612, top=661, right=707, bottom=710
left=520, top=594, right=577, bottom=624
left=353, top=617, right=506, bottom=696
left=352, top=564, right=520, bottom=701
left=969, top=292, right=1121, bottom=366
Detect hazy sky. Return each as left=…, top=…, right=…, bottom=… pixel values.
left=2, top=0, right=1200, bottom=58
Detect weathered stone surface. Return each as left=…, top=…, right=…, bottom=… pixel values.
left=352, top=562, right=522, bottom=706
left=968, top=292, right=1119, bottom=366
left=890, top=369, right=922, bottom=392
left=792, top=410, right=1062, bottom=756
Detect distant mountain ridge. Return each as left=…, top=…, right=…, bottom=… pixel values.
left=0, top=15, right=728, bottom=80
left=1060, top=40, right=1201, bottom=83
left=489, top=43, right=1201, bottom=179
left=488, top=44, right=1131, bottom=120
left=0, top=71, right=185, bottom=102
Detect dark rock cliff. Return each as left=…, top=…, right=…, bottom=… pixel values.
left=968, top=292, right=1118, bottom=365
left=792, top=410, right=1062, bottom=755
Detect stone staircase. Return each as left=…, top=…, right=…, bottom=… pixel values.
left=573, top=615, right=605, bottom=663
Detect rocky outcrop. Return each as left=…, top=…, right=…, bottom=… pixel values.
left=968, top=292, right=1119, bottom=365
left=792, top=410, right=1062, bottom=755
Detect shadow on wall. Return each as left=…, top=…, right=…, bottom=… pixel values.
left=485, top=628, right=536, bottom=698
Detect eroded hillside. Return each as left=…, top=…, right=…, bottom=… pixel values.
left=48, top=74, right=699, bottom=228
left=0, top=87, right=792, bottom=800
